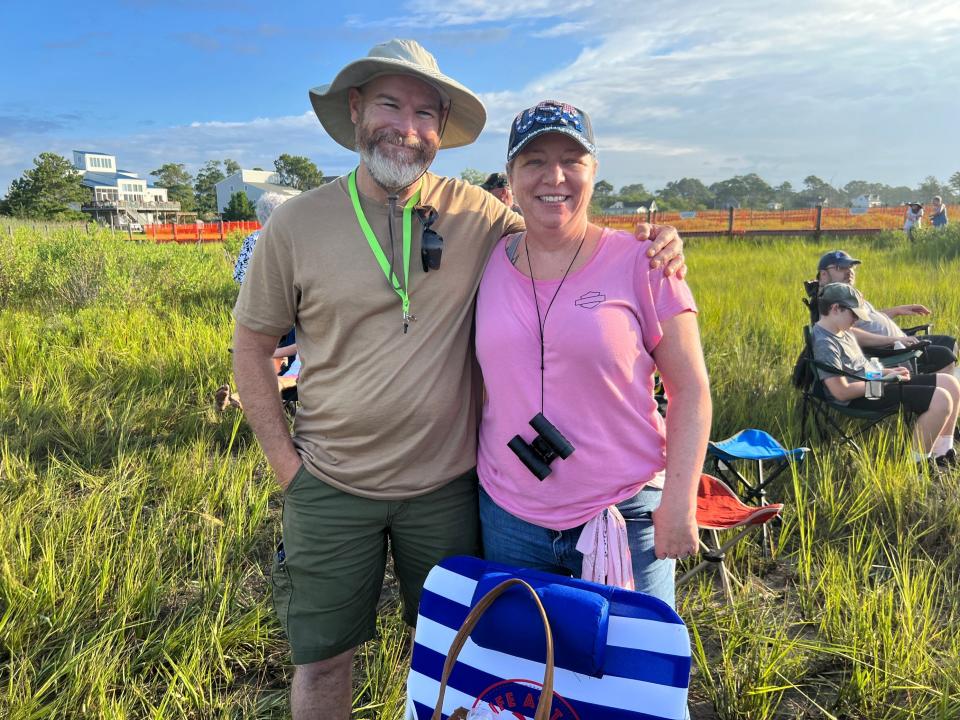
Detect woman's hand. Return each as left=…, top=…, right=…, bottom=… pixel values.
left=651, top=504, right=700, bottom=560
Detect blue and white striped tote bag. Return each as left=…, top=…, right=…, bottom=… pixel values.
left=407, top=556, right=691, bottom=720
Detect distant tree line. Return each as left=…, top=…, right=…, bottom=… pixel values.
left=1, top=153, right=325, bottom=221
left=461, top=168, right=960, bottom=213
left=5, top=155, right=958, bottom=221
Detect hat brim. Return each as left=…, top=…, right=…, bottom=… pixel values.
left=309, top=58, right=486, bottom=151
left=506, top=125, right=597, bottom=161
left=849, top=305, right=871, bottom=321
left=819, top=257, right=861, bottom=271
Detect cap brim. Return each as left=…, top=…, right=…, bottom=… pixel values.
left=309, top=58, right=486, bottom=151
left=819, top=257, right=862, bottom=271
left=850, top=306, right=871, bottom=321
left=507, top=125, right=596, bottom=161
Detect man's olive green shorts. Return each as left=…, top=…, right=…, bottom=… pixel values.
left=271, top=464, right=480, bottom=665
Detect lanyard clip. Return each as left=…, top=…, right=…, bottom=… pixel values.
left=403, top=311, right=416, bottom=333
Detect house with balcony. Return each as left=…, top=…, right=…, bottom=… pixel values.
left=214, top=169, right=300, bottom=214
left=74, top=150, right=181, bottom=227
left=852, top=193, right=882, bottom=209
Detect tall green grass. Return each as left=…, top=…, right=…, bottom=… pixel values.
left=2, top=223, right=960, bottom=718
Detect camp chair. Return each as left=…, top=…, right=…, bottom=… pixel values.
left=793, top=325, right=916, bottom=452
left=278, top=357, right=300, bottom=417
left=707, top=429, right=806, bottom=554
left=707, top=429, right=808, bottom=506
left=677, top=473, right=783, bottom=606
left=803, top=279, right=929, bottom=371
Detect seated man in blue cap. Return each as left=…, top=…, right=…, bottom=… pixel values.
left=814, top=282, right=960, bottom=470
left=814, top=249, right=957, bottom=376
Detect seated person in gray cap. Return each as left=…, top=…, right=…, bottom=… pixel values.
left=814, top=282, right=960, bottom=467
left=815, top=249, right=957, bottom=375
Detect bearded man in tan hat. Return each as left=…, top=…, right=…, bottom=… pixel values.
left=232, top=38, right=685, bottom=718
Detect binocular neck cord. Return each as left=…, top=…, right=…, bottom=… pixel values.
left=382, top=171, right=430, bottom=287
left=386, top=195, right=398, bottom=281
left=524, top=233, right=587, bottom=412
left=366, top=162, right=434, bottom=283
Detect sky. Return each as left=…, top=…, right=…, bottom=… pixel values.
left=3, top=0, right=959, bottom=196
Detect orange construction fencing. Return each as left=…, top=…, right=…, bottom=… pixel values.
left=142, top=221, right=260, bottom=242
left=819, top=206, right=911, bottom=230
left=139, top=206, right=956, bottom=242
left=596, top=205, right=958, bottom=236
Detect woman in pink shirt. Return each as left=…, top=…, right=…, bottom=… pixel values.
left=475, top=101, right=712, bottom=607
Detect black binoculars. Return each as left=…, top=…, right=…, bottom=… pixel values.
left=418, top=205, right=443, bottom=272
left=508, top=413, right=575, bottom=480
left=421, top=230, right=442, bottom=271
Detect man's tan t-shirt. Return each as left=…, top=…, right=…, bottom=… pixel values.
left=234, top=172, right=524, bottom=499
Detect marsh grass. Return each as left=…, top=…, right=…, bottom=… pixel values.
left=3, top=224, right=960, bottom=718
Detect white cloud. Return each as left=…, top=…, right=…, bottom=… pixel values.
left=350, top=0, right=599, bottom=28
left=458, top=0, right=960, bottom=188
left=188, top=112, right=317, bottom=131
left=5, top=0, right=959, bottom=195
left=599, top=137, right=699, bottom=156
left=532, top=22, right=588, bottom=38
left=0, top=112, right=360, bottom=194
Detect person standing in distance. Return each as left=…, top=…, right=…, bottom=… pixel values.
left=931, top=196, right=948, bottom=229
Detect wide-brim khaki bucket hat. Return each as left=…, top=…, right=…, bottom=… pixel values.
left=309, top=38, right=487, bottom=151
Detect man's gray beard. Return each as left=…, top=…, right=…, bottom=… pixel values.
left=359, top=144, right=430, bottom=191
left=355, top=119, right=437, bottom=192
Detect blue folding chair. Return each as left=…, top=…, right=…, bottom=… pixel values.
left=707, top=429, right=808, bottom=507
left=707, top=429, right=807, bottom=555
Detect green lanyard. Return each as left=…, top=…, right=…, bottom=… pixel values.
left=348, top=169, right=421, bottom=333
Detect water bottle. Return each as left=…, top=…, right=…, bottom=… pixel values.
left=864, top=357, right=883, bottom=400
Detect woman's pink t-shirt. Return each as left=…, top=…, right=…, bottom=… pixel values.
left=475, top=228, right=697, bottom=531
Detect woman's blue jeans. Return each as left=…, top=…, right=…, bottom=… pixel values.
left=479, top=484, right=677, bottom=608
